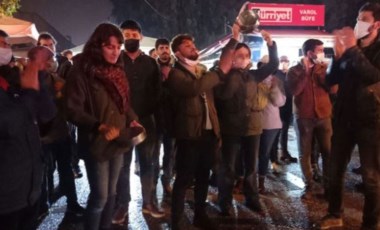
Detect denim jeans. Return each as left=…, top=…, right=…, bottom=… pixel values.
left=328, top=125, right=380, bottom=228
left=84, top=153, right=123, bottom=230
left=217, top=134, right=261, bottom=207
left=171, top=131, right=216, bottom=223
left=115, top=115, right=158, bottom=207
left=258, top=129, right=281, bottom=176
left=294, top=118, right=332, bottom=188
left=270, top=131, right=281, bottom=163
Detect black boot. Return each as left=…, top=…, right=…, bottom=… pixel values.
left=193, top=210, right=217, bottom=230
left=280, top=150, right=298, bottom=163
left=258, top=176, right=266, bottom=194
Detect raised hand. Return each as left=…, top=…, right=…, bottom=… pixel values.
left=261, top=30, right=273, bottom=46
left=334, top=27, right=357, bottom=57
left=20, top=61, right=39, bottom=90
left=232, top=21, right=241, bottom=41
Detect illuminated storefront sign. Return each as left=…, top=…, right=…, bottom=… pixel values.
left=248, top=3, right=325, bottom=26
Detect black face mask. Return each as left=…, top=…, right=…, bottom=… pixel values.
left=124, top=39, right=140, bottom=53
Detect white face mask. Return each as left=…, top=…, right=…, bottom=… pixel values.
left=233, top=58, right=251, bottom=70
left=312, top=52, right=325, bottom=64
left=0, top=47, right=12, bottom=66
left=279, top=62, right=289, bottom=71
left=175, top=51, right=199, bottom=67
left=354, top=20, right=372, bottom=39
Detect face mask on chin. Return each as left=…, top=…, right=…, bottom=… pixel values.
left=0, top=47, right=13, bottom=66
left=124, top=39, right=140, bottom=53
left=175, top=51, right=199, bottom=67
left=354, top=20, right=372, bottom=39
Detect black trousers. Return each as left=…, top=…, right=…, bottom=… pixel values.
left=328, top=125, right=380, bottom=228
left=41, top=137, right=78, bottom=207
left=171, top=131, right=216, bottom=223
left=0, top=201, right=39, bottom=230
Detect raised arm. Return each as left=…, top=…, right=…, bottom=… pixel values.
left=248, top=30, right=279, bottom=82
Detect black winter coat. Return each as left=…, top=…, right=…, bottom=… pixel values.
left=327, top=38, right=380, bottom=128
left=0, top=84, right=56, bottom=214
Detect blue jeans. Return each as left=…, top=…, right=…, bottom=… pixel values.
left=84, top=153, right=123, bottom=230
left=217, top=135, right=261, bottom=207
left=116, top=115, right=158, bottom=207
left=258, top=129, right=281, bottom=176
left=294, top=118, right=332, bottom=188
left=328, top=125, right=380, bottom=228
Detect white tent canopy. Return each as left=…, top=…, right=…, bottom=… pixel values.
left=0, top=16, right=39, bottom=57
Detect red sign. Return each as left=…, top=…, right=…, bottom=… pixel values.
left=248, top=3, right=325, bottom=27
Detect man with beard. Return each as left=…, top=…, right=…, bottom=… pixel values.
left=154, top=38, right=176, bottom=198
left=112, top=20, right=163, bottom=224
left=168, top=23, right=240, bottom=230
left=286, top=39, right=332, bottom=202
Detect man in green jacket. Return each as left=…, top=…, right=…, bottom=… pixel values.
left=168, top=23, right=240, bottom=230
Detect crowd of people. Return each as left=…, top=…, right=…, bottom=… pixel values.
left=0, top=1, right=380, bottom=230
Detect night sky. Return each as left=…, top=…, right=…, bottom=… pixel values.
left=19, top=0, right=113, bottom=45
left=17, top=0, right=368, bottom=49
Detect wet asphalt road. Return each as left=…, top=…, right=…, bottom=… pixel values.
left=38, top=127, right=364, bottom=230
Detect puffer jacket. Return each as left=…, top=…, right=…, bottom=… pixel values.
left=167, top=38, right=239, bottom=140
left=168, top=63, right=221, bottom=139
left=327, top=37, right=380, bottom=128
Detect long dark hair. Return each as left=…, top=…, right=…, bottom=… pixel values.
left=79, top=23, right=124, bottom=74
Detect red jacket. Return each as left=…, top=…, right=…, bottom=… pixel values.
left=286, top=61, right=332, bottom=119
